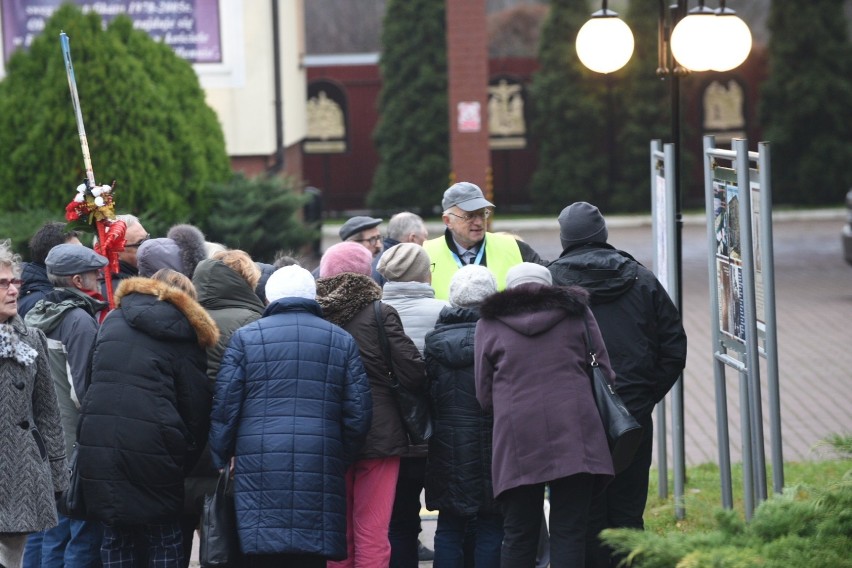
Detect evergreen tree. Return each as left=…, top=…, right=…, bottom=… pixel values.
left=205, top=173, right=315, bottom=264
left=0, top=5, right=231, bottom=226
left=759, top=0, right=852, bottom=206
left=612, top=0, right=670, bottom=212
left=367, top=0, right=449, bottom=215
left=529, top=0, right=608, bottom=214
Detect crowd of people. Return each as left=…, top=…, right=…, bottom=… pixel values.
left=0, top=181, right=686, bottom=568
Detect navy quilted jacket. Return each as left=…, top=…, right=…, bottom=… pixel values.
left=424, top=306, right=499, bottom=516
left=208, top=297, right=372, bottom=559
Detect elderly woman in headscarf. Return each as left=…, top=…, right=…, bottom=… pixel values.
left=0, top=239, right=68, bottom=568
left=316, top=242, right=428, bottom=568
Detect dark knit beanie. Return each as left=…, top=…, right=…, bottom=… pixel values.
left=557, top=202, right=608, bottom=250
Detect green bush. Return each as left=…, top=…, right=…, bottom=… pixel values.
left=603, top=436, right=852, bottom=567
left=0, top=4, right=230, bottom=225
left=203, top=173, right=316, bottom=264
left=0, top=209, right=65, bottom=259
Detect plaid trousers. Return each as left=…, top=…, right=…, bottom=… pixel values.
left=101, top=521, right=183, bottom=568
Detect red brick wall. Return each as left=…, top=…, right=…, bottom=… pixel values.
left=446, top=0, right=491, bottom=194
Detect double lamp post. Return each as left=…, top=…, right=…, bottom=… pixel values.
left=573, top=0, right=753, bottom=518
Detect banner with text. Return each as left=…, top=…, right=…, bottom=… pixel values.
left=2, top=0, right=221, bottom=64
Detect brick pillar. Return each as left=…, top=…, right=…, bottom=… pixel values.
left=446, top=0, right=491, bottom=198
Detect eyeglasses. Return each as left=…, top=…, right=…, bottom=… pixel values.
left=354, top=235, right=382, bottom=246
left=448, top=210, right=491, bottom=222
left=124, top=234, right=151, bottom=249
left=0, top=278, right=23, bottom=290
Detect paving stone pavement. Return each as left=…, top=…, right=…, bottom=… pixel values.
left=188, top=210, right=851, bottom=565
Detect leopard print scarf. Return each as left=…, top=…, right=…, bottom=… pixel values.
left=0, top=322, right=38, bottom=366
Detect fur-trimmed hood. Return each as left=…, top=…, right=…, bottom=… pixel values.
left=114, top=277, right=219, bottom=347
left=315, top=272, right=382, bottom=328
left=479, top=283, right=589, bottom=337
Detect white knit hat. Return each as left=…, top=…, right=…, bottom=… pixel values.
left=265, top=265, right=316, bottom=303
left=448, top=265, right=497, bottom=308
left=505, top=262, right=553, bottom=288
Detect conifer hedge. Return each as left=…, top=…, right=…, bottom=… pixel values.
left=0, top=4, right=231, bottom=230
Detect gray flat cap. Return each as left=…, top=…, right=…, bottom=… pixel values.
left=45, top=244, right=107, bottom=276
left=339, top=216, right=383, bottom=241
left=442, top=182, right=495, bottom=212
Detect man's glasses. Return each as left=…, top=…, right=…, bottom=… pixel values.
left=124, top=233, right=151, bottom=249
left=355, top=235, right=382, bottom=245
left=0, top=278, right=23, bottom=290
left=448, top=210, right=491, bottom=222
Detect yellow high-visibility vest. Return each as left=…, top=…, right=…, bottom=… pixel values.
left=424, top=232, right=523, bottom=300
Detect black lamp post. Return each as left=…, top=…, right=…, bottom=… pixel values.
left=575, top=0, right=752, bottom=519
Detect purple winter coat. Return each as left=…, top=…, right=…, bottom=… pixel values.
left=474, top=283, right=614, bottom=498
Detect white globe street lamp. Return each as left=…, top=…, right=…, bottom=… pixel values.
left=573, top=1, right=754, bottom=521
left=576, top=9, right=635, bottom=74
left=670, top=4, right=717, bottom=71
left=711, top=6, right=753, bottom=72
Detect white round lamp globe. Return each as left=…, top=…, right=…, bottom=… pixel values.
left=576, top=16, right=635, bottom=74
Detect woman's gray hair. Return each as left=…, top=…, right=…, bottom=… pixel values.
left=0, top=239, right=22, bottom=276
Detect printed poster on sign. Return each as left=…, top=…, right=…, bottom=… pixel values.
left=713, top=176, right=745, bottom=342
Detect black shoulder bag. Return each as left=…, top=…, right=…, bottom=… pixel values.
left=582, top=317, right=644, bottom=475
left=373, top=301, right=433, bottom=444
left=199, top=468, right=243, bottom=567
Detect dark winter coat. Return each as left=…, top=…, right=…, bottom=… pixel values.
left=317, top=272, right=427, bottom=458
left=475, top=284, right=614, bottom=498
left=548, top=244, right=687, bottom=419
left=17, top=262, right=52, bottom=317
left=76, top=277, right=219, bottom=525
left=102, top=259, right=139, bottom=297
left=193, top=258, right=266, bottom=382
left=424, top=306, right=499, bottom=515
left=0, top=316, right=68, bottom=533
left=184, top=258, right=267, bottom=508
left=208, top=297, right=372, bottom=559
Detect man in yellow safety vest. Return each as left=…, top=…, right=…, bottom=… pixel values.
left=423, top=182, right=542, bottom=300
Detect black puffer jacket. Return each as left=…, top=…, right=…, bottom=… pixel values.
left=424, top=306, right=498, bottom=515
left=548, top=243, right=687, bottom=419
left=77, top=277, right=219, bottom=524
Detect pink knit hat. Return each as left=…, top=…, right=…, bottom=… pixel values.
left=319, top=241, right=373, bottom=278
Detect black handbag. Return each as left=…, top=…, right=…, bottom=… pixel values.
left=58, top=442, right=87, bottom=519
left=199, top=469, right=242, bottom=568
left=373, top=301, right=433, bottom=444
left=582, top=317, right=644, bottom=475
